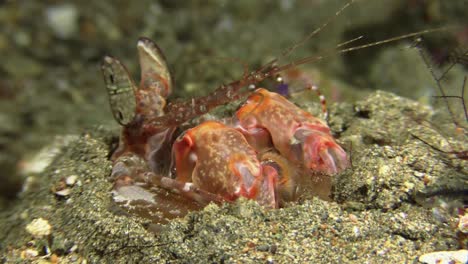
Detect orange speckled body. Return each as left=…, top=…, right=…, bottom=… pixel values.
left=236, top=88, right=348, bottom=175
left=173, top=121, right=278, bottom=208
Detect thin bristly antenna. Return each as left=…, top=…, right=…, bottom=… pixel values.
left=438, top=61, right=457, bottom=82
left=209, top=56, right=251, bottom=81
left=309, top=84, right=328, bottom=122
left=334, top=28, right=449, bottom=53
left=460, top=76, right=467, bottom=122
left=285, top=78, right=329, bottom=122
left=146, top=25, right=447, bottom=128
left=280, top=0, right=357, bottom=59
left=439, top=48, right=468, bottom=81
left=258, top=35, right=363, bottom=84
left=411, top=132, right=468, bottom=160
left=273, top=27, right=449, bottom=73
left=414, top=39, right=460, bottom=128
left=336, top=35, right=364, bottom=48
left=256, top=0, right=357, bottom=74
left=434, top=76, right=468, bottom=123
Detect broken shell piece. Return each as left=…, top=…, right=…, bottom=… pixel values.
left=55, top=188, right=71, bottom=197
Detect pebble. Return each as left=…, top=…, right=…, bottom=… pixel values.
left=65, top=175, right=78, bottom=186
left=21, top=249, right=39, bottom=258
left=418, top=250, right=468, bottom=264
left=46, top=4, right=79, bottom=39
left=348, top=213, right=358, bottom=223
left=25, top=218, right=51, bottom=238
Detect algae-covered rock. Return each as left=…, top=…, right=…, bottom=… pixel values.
left=335, top=91, right=467, bottom=211
left=0, top=91, right=465, bottom=263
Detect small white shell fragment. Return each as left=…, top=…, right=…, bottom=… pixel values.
left=69, top=244, right=78, bottom=253
left=55, top=188, right=72, bottom=197
left=25, top=218, right=52, bottom=238
left=65, top=175, right=78, bottom=186
left=352, top=226, right=360, bottom=237
left=418, top=250, right=468, bottom=264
